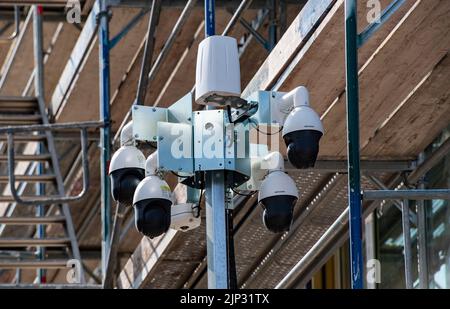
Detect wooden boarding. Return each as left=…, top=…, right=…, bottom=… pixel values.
left=55, top=7, right=151, bottom=123
left=0, top=10, right=57, bottom=96
left=363, top=52, right=450, bottom=157
left=109, top=8, right=205, bottom=133
left=319, top=0, right=450, bottom=159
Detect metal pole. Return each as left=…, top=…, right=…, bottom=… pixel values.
left=103, top=202, right=126, bottom=288
left=205, top=172, right=229, bottom=288
left=268, top=0, right=277, bottom=50
left=147, top=0, right=198, bottom=83
left=416, top=153, right=429, bottom=289
left=416, top=182, right=429, bottom=289
left=363, top=189, right=450, bottom=200
left=344, top=0, right=364, bottom=289
left=36, top=144, right=46, bottom=283
left=204, top=0, right=215, bottom=37
left=98, top=0, right=112, bottom=282
left=408, top=138, right=450, bottom=184
left=32, top=4, right=85, bottom=283
left=222, top=0, right=252, bottom=35
left=203, top=0, right=230, bottom=289
left=402, top=199, right=413, bottom=289
left=135, top=0, right=162, bottom=105
left=33, top=5, right=46, bottom=284
left=367, top=174, right=418, bottom=224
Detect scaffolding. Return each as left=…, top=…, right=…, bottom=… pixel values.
left=0, top=0, right=448, bottom=289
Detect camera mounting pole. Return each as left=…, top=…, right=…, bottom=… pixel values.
left=203, top=0, right=234, bottom=289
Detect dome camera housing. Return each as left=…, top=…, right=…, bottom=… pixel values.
left=109, top=146, right=146, bottom=205
left=133, top=175, right=173, bottom=238
left=258, top=152, right=299, bottom=233
left=281, top=87, right=324, bottom=169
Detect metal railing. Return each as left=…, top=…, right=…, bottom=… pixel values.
left=0, top=6, right=20, bottom=42
left=1, top=120, right=104, bottom=205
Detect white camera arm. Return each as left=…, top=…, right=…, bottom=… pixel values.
left=261, top=151, right=285, bottom=172
left=120, top=121, right=135, bottom=146
left=145, top=152, right=158, bottom=176
left=272, top=86, right=310, bottom=126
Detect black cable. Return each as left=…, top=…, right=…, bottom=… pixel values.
left=226, top=105, right=233, bottom=124
left=248, top=118, right=283, bottom=135
left=230, top=187, right=257, bottom=197
left=192, top=189, right=204, bottom=218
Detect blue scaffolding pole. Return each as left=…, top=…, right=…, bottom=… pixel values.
left=98, top=0, right=111, bottom=281
left=344, top=0, right=364, bottom=289
left=345, top=0, right=407, bottom=289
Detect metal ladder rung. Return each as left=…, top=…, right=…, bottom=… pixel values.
left=0, top=174, right=56, bottom=183
left=0, top=96, right=38, bottom=103
left=0, top=238, right=70, bottom=247
left=0, top=216, right=65, bottom=225
left=0, top=195, right=55, bottom=203
left=0, top=102, right=38, bottom=113
left=0, top=259, right=68, bottom=269
left=0, top=97, right=38, bottom=112
left=0, top=154, right=51, bottom=162
left=0, top=115, right=41, bottom=125
left=0, top=134, right=46, bottom=142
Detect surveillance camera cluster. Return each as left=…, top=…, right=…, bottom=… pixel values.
left=109, top=123, right=200, bottom=238
left=109, top=35, right=323, bottom=239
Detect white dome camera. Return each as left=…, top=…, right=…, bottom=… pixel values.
left=132, top=152, right=173, bottom=238
left=109, top=122, right=146, bottom=205
left=276, top=86, right=324, bottom=169
left=258, top=152, right=299, bottom=233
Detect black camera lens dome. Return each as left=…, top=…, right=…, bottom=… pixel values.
left=260, top=195, right=297, bottom=233
left=283, top=130, right=323, bottom=169
left=110, top=168, right=145, bottom=205
left=134, top=198, right=172, bottom=238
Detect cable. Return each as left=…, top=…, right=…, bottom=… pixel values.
left=230, top=187, right=257, bottom=197
left=171, top=171, right=189, bottom=179
left=248, top=118, right=283, bottom=135
left=192, top=189, right=204, bottom=218
left=227, top=105, right=233, bottom=124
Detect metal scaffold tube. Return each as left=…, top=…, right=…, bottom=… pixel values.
left=344, top=0, right=364, bottom=289
left=33, top=4, right=46, bottom=284
left=98, top=0, right=112, bottom=282
left=135, top=0, right=162, bottom=105
left=363, top=189, right=450, bottom=201
left=402, top=199, right=413, bottom=289
left=416, top=152, right=429, bottom=289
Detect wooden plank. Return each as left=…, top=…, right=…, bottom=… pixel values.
left=242, top=0, right=416, bottom=160
left=362, top=53, right=450, bottom=157
left=0, top=22, right=14, bottom=68
left=43, top=23, right=81, bottom=106
left=143, top=8, right=204, bottom=106
left=319, top=0, right=450, bottom=158
left=241, top=0, right=337, bottom=98
left=150, top=9, right=237, bottom=108
left=0, top=17, right=58, bottom=96
left=110, top=8, right=203, bottom=133
left=50, top=1, right=99, bottom=115
left=55, top=7, right=151, bottom=123
left=279, top=0, right=414, bottom=114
